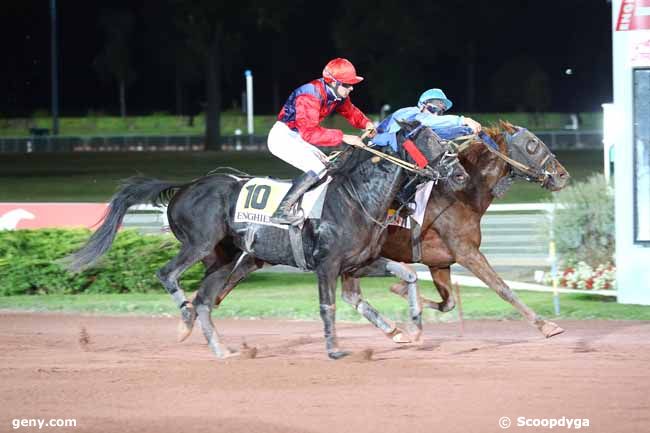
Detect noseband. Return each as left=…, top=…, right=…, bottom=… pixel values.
left=476, top=129, right=559, bottom=186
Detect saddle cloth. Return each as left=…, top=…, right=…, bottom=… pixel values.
left=233, top=177, right=330, bottom=229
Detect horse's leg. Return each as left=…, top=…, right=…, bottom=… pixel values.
left=384, top=260, right=423, bottom=342
left=156, top=241, right=214, bottom=330
left=176, top=249, right=234, bottom=341
left=341, top=274, right=411, bottom=344
left=389, top=266, right=456, bottom=313
left=426, top=267, right=456, bottom=312
left=457, top=247, right=564, bottom=338
left=193, top=254, right=262, bottom=358
left=352, top=257, right=423, bottom=342
left=317, top=264, right=349, bottom=360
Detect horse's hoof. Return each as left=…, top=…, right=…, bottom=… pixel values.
left=177, top=320, right=193, bottom=342
left=328, top=350, right=351, bottom=360
left=405, top=323, right=423, bottom=344
left=388, top=328, right=412, bottom=344
left=540, top=321, right=565, bottom=338
left=177, top=305, right=197, bottom=342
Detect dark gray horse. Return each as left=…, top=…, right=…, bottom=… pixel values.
left=64, top=121, right=469, bottom=359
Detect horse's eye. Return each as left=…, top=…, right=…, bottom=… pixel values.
left=526, top=140, right=539, bottom=154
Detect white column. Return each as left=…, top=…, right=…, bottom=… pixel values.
left=245, top=70, right=254, bottom=135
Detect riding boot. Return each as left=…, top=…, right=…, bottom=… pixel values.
left=395, top=179, right=418, bottom=217
left=270, top=170, right=321, bottom=225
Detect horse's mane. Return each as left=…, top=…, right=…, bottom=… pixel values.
left=328, top=145, right=377, bottom=178
left=330, top=130, right=406, bottom=178
left=460, top=121, right=514, bottom=167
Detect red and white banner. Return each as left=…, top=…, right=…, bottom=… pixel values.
left=0, top=203, right=108, bottom=230
left=617, top=0, right=650, bottom=31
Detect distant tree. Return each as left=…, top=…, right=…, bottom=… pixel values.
left=490, top=57, right=551, bottom=113
left=170, top=1, right=256, bottom=150
left=253, top=2, right=299, bottom=111
left=94, top=9, right=136, bottom=118
left=332, top=1, right=448, bottom=111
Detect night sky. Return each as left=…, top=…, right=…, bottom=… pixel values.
left=1, top=0, right=613, bottom=117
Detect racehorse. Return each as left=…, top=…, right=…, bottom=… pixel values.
left=348, top=121, right=571, bottom=339
left=63, top=120, right=469, bottom=359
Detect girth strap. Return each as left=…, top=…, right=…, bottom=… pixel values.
left=409, top=216, right=422, bottom=263
left=289, top=225, right=308, bottom=270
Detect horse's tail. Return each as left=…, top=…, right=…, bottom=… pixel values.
left=61, top=176, right=183, bottom=272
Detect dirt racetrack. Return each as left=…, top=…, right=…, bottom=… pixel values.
left=1, top=313, right=649, bottom=433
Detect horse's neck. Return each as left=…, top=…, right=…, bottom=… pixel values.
left=463, top=149, right=509, bottom=214
left=342, top=160, right=404, bottom=218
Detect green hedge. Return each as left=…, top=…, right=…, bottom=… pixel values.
left=0, top=229, right=205, bottom=296
left=546, top=174, right=615, bottom=267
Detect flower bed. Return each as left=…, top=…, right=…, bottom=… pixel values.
left=545, top=262, right=616, bottom=290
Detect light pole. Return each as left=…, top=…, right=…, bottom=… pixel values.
left=50, top=0, right=59, bottom=135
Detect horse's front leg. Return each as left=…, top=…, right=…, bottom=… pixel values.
left=390, top=266, right=456, bottom=313
left=385, top=260, right=423, bottom=342
left=317, top=264, right=349, bottom=360
left=341, top=274, right=411, bottom=343
left=352, top=258, right=423, bottom=342
left=456, top=246, right=564, bottom=338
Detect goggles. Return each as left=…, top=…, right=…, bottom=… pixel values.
left=425, top=101, right=446, bottom=115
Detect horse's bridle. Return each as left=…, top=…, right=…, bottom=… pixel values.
left=472, top=128, right=559, bottom=187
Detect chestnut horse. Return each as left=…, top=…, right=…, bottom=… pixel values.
left=348, top=121, right=570, bottom=339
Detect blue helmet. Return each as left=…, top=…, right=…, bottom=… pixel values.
left=417, top=88, right=453, bottom=111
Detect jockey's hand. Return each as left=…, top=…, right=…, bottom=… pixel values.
left=343, top=134, right=365, bottom=148
left=363, top=121, right=377, bottom=138
left=463, top=117, right=482, bottom=134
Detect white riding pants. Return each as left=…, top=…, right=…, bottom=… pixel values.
left=267, top=121, right=329, bottom=179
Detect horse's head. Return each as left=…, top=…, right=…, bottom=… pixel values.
left=498, top=121, right=570, bottom=191
left=396, top=120, right=469, bottom=191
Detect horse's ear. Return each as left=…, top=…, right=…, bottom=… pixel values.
left=499, top=120, right=516, bottom=133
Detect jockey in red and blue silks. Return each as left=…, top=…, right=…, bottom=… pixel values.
left=268, top=58, right=376, bottom=225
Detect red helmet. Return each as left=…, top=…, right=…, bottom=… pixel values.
left=322, top=58, right=364, bottom=85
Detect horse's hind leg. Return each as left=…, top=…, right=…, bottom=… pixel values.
left=176, top=242, right=239, bottom=341
left=341, top=274, right=411, bottom=344
left=193, top=253, right=262, bottom=358
left=457, top=247, right=564, bottom=338
left=429, top=267, right=456, bottom=312
left=156, top=241, right=214, bottom=328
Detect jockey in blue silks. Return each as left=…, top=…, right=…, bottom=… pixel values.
left=373, top=89, right=483, bottom=213
left=373, top=88, right=482, bottom=150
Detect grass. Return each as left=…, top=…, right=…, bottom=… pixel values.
left=0, top=149, right=602, bottom=203
left=0, top=272, right=647, bottom=321
left=0, top=112, right=602, bottom=137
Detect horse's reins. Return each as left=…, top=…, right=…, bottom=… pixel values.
left=451, top=132, right=555, bottom=184
left=328, top=129, right=441, bottom=177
